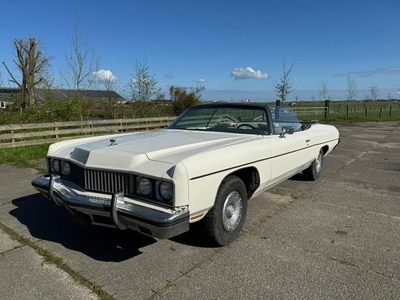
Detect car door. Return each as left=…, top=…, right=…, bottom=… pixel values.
left=267, top=107, right=313, bottom=185
left=269, top=129, right=312, bottom=184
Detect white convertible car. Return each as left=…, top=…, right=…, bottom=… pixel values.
left=32, top=103, right=339, bottom=246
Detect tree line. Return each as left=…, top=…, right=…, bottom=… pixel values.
left=1, top=16, right=392, bottom=125
left=273, top=60, right=389, bottom=103
left=0, top=17, right=203, bottom=124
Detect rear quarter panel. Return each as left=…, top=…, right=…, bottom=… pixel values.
left=307, top=124, right=340, bottom=155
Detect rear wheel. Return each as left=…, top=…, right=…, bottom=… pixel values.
left=200, top=175, right=248, bottom=246
left=303, top=148, right=324, bottom=181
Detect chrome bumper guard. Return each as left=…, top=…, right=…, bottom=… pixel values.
left=31, top=174, right=190, bottom=239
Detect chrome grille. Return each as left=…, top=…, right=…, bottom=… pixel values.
left=84, top=169, right=131, bottom=194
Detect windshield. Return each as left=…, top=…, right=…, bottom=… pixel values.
left=168, top=105, right=270, bottom=134
left=271, top=106, right=302, bottom=133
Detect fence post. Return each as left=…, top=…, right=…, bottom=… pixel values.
left=379, top=107, right=383, bottom=118
left=390, top=106, right=392, bottom=118
left=54, top=126, right=59, bottom=138
left=365, top=107, right=368, bottom=118
left=346, top=106, right=349, bottom=117
left=11, top=129, right=15, bottom=144
left=324, top=100, right=330, bottom=119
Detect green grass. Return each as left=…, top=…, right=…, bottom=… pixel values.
left=298, top=110, right=400, bottom=122
left=273, top=100, right=400, bottom=122
left=327, top=109, right=400, bottom=122
left=327, top=101, right=400, bottom=122
left=328, top=256, right=356, bottom=267
left=0, top=144, right=49, bottom=172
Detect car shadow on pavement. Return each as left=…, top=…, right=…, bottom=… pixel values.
left=170, top=225, right=221, bottom=248
left=9, top=193, right=158, bottom=262
left=288, top=172, right=311, bottom=181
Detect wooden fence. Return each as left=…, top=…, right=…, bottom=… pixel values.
left=0, top=117, right=176, bottom=149
left=290, top=107, right=329, bottom=121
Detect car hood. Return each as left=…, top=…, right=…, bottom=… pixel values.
left=66, top=129, right=254, bottom=174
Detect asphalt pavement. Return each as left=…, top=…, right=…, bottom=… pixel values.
left=1, top=121, right=399, bottom=299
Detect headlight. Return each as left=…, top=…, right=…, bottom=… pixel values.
left=51, top=159, right=60, bottom=174
left=61, top=161, right=70, bottom=176
left=137, top=177, right=152, bottom=196
left=158, top=182, right=173, bottom=201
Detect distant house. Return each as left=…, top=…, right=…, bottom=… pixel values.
left=0, top=88, right=125, bottom=108
left=0, top=88, right=20, bottom=109
left=0, top=101, right=11, bottom=109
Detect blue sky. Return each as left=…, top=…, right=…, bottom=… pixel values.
left=1, top=0, right=399, bottom=101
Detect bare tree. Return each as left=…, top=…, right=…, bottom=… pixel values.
left=274, top=59, right=295, bottom=102
left=317, top=80, right=329, bottom=100
left=2, top=37, right=50, bottom=107
left=369, top=85, right=380, bottom=101
left=60, top=14, right=100, bottom=92
left=129, top=56, right=163, bottom=102
left=347, top=75, right=357, bottom=101
left=60, top=13, right=100, bottom=119
left=96, top=71, right=117, bottom=92
left=127, top=56, right=165, bottom=118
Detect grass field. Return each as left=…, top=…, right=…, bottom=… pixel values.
left=283, top=100, right=400, bottom=122
left=0, top=144, right=49, bottom=172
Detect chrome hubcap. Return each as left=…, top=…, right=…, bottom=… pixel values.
left=222, top=191, right=243, bottom=231
left=315, top=152, right=322, bottom=173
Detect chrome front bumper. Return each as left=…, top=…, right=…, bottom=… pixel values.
left=31, top=174, right=190, bottom=239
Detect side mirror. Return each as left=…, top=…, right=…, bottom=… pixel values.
left=282, top=126, right=294, bottom=134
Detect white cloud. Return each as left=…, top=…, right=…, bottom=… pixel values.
left=163, top=73, right=174, bottom=80
left=196, top=78, right=206, bottom=83
left=334, top=67, right=400, bottom=78
left=231, top=67, right=270, bottom=80
left=93, top=70, right=117, bottom=83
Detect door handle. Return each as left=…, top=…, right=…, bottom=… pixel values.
left=306, top=139, right=310, bottom=143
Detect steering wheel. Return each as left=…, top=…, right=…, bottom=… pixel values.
left=237, top=124, right=255, bottom=130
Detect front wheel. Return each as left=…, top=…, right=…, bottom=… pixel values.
left=200, top=175, right=248, bottom=246
left=303, top=148, right=324, bottom=181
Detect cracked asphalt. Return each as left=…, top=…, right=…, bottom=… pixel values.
left=1, top=121, right=400, bottom=299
